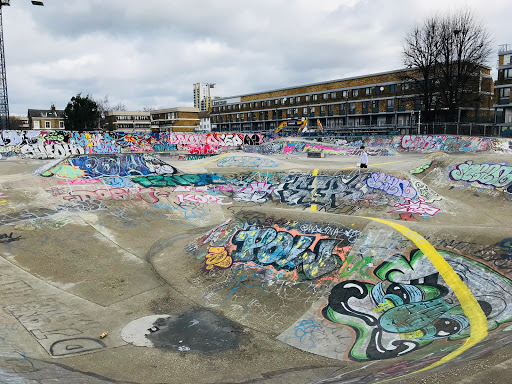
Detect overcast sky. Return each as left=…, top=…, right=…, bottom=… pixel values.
left=3, top=0, right=510, bottom=116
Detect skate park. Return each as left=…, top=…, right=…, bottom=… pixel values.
left=1, top=131, right=512, bottom=383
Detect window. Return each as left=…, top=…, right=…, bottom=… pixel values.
left=402, top=82, right=410, bottom=91
left=372, top=100, right=379, bottom=112
left=352, top=89, right=359, bottom=97
left=310, top=107, right=315, bottom=116
left=375, top=86, right=383, bottom=95
left=250, top=102, right=254, bottom=108
left=45, top=121, right=51, bottom=128
left=313, top=94, right=318, bottom=101
left=387, top=99, right=394, bottom=111
left=33, top=120, right=40, bottom=129
left=390, top=84, right=397, bottom=93
left=342, top=90, right=348, bottom=98
left=287, top=109, right=292, bottom=117
left=293, top=108, right=298, bottom=117
left=322, top=93, right=328, bottom=100
left=295, top=96, right=300, bottom=103
left=320, top=105, right=326, bottom=114
left=290, top=97, right=294, bottom=104
left=59, top=121, right=65, bottom=129
left=366, top=87, right=372, bottom=96
left=349, top=102, right=356, bottom=114
left=504, top=69, right=512, bottom=79
left=331, top=92, right=337, bottom=99
left=499, top=87, right=510, bottom=99
left=275, top=100, right=279, bottom=105
left=228, top=105, right=232, bottom=111
left=267, top=100, right=271, bottom=106
left=504, top=54, right=512, bottom=65
left=339, top=103, right=346, bottom=115
left=261, top=101, right=265, bottom=107
left=328, top=105, right=334, bottom=115
left=362, top=101, right=369, bottom=113
left=303, top=107, right=308, bottom=115
left=305, top=95, right=310, bottom=102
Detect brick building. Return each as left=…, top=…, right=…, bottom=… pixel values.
left=210, top=67, right=494, bottom=133
left=494, top=44, right=512, bottom=128
left=150, top=107, right=200, bottom=132
left=28, top=105, right=65, bottom=130
left=103, top=111, right=151, bottom=131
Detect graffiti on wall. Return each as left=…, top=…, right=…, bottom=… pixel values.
left=449, top=161, right=512, bottom=192
left=42, top=154, right=177, bottom=179
left=0, top=131, right=264, bottom=159
left=196, top=218, right=361, bottom=281
left=321, top=249, right=512, bottom=361
left=217, top=156, right=280, bottom=168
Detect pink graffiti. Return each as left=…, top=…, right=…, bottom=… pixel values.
left=58, top=179, right=101, bottom=185
left=62, top=188, right=169, bottom=204
left=176, top=194, right=232, bottom=205
left=387, top=197, right=440, bottom=216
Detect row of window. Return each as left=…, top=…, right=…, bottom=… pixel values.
left=33, top=120, right=65, bottom=129
left=213, top=84, right=408, bottom=113
left=116, top=115, right=150, bottom=120
left=212, top=100, right=410, bottom=123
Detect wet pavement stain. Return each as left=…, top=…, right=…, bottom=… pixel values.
left=146, top=308, right=243, bottom=353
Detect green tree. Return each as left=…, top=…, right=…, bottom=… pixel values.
left=64, top=93, right=100, bottom=131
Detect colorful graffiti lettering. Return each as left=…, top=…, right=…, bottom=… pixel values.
left=387, top=197, right=440, bottom=216
left=132, top=174, right=228, bottom=188
left=366, top=172, right=417, bottom=198
left=322, top=249, right=512, bottom=361
left=449, top=161, right=512, bottom=189
left=205, top=246, right=233, bottom=270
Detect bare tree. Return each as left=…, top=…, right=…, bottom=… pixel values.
left=437, top=9, right=493, bottom=121
left=403, top=8, right=492, bottom=123
left=403, top=15, right=442, bottom=123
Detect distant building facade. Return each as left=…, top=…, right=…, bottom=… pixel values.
left=150, top=107, right=200, bottom=132
left=193, top=83, right=216, bottom=111
left=28, top=105, right=65, bottom=130
left=210, top=67, right=494, bottom=133
left=10, top=115, right=29, bottom=130
left=495, top=44, right=512, bottom=129
left=198, top=111, right=211, bottom=132
left=103, top=111, right=151, bottom=131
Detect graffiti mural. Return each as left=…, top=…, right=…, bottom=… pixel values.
left=449, top=161, right=512, bottom=191
left=196, top=217, right=361, bottom=281
left=366, top=172, right=417, bottom=198
left=321, top=249, right=512, bottom=361
left=0, top=130, right=264, bottom=159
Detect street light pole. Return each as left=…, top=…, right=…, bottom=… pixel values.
left=0, top=0, right=44, bottom=131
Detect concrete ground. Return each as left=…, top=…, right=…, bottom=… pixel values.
left=0, top=146, right=511, bottom=383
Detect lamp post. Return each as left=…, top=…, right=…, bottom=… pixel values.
left=0, top=0, right=44, bottom=130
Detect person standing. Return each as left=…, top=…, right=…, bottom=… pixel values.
left=359, top=146, right=368, bottom=169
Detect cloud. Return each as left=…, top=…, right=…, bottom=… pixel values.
left=1, top=0, right=508, bottom=116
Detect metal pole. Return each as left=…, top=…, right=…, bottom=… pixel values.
left=0, top=5, right=9, bottom=131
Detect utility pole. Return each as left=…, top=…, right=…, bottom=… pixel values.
left=0, top=1, right=44, bottom=130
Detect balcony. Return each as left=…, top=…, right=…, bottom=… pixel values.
left=499, top=98, right=511, bottom=105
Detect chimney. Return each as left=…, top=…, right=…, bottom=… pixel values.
left=51, top=104, right=56, bottom=113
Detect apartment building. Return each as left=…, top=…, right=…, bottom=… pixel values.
left=210, top=67, right=494, bottom=133
left=193, top=83, right=216, bottom=111
left=495, top=44, right=512, bottom=129
left=28, top=105, right=65, bottom=130
left=150, top=107, right=200, bottom=132
left=103, top=111, right=151, bottom=131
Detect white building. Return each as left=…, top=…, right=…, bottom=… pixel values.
left=198, top=112, right=211, bottom=132
left=193, top=83, right=216, bottom=111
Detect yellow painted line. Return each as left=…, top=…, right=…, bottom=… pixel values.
left=353, top=217, right=488, bottom=383
left=311, top=168, right=319, bottom=212
left=175, top=153, right=231, bottom=169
